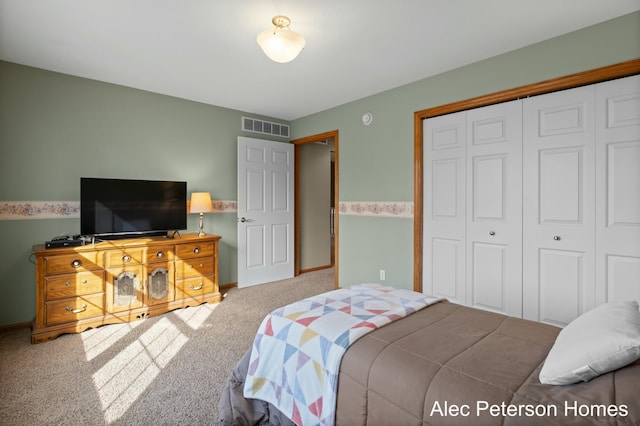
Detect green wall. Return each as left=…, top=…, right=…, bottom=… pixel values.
left=1, top=11, right=639, bottom=327
left=0, top=62, right=287, bottom=326
left=291, top=11, right=640, bottom=288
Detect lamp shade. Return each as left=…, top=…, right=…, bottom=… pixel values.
left=189, top=192, right=214, bottom=213
left=257, top=16, right=305, bottom=63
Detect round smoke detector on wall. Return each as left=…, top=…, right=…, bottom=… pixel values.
left=362, top=112, right=373, bottom=126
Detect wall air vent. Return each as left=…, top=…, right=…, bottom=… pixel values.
left=242, top=117, right=290, bottom=138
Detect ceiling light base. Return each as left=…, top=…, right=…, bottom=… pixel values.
left=272, top=15, right=291, bottom=27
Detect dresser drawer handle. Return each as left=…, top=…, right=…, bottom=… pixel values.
left=71, top=259, right=82, bottom=268
left=156, top=251, right=165, bottom=258
left=190, top=282, right=204, bottom=291
left=122, top=255, right=132, bottom=263
left=66, top=304, right=87, bottom=314
left=193, top=247, right=201, bottom=254
left=65, top=281, right=71, bottom=287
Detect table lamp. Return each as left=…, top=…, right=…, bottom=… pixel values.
left=189, top=192, right=214, bottom=237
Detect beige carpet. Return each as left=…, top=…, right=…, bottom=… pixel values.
left=0, top=268, right=335, bottom=425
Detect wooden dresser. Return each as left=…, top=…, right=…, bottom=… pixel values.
left=32, top=233, right=221, bottom=343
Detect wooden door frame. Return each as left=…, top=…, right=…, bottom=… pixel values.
left=291, top=130, right=340, bottom=289
left=413, top=59, right=640, bottom=293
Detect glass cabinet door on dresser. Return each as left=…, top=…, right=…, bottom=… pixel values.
left=145, top=263, right=175, bottom=306
left=144, top=245, right=175, bottom=306
left=106, top=265, right=144, bottom=312
left=105, top=247, right=145, bottom=312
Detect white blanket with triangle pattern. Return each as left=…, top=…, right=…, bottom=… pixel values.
left=243, top=283, right=443, bottom=426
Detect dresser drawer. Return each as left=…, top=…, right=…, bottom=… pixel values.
left=175, top=258, right=214, bottom=279
left=175, top=276, right=215, bottom=300
left=46, top=272, right=104, bottom=300
left=176, top=241, right=214, bottom=260
left=145, top=246, right=174, bottom=264
left=105, top=248, right=144, bottom=268
left=44, top=252, right=102, bottom=275
left=46, top=294, right=104, bottom=326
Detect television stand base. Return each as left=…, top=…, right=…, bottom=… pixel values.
left=90, top=230, right=173, bottom=241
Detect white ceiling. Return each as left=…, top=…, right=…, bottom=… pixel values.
left=1, top=0, right=638, bottom=121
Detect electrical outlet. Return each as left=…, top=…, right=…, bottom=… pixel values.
left=379, top=269, right=385, bottom=281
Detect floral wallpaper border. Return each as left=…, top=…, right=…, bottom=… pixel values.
left=0, top=200, right=238, bottom=220
left=1, top=200, right=413, bottom=220
left=339, top=201, right=413, bottom=218
left=0, top=201, right=80, bottom=220
left=211, top=200, right=237, bottom=213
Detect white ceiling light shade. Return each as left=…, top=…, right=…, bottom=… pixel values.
left=257, top=15, right=306, bottom=63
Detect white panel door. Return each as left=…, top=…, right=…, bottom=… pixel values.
left=466, top=100, right=523, bottom=316
left=423, top=112, right=466, bottom=303
left=237, top=137, right=294, bottom=288
left=595, top=75, right=640, bottom=305
left=523, top=86, right=596, bottom=326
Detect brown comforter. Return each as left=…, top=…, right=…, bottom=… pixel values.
left=220, top=301, right=640, bottom=425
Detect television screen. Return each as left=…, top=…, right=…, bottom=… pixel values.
left=80, top=178, right=187, bottom=237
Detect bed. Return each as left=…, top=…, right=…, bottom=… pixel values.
left=219, top=285, right=640, bottom=425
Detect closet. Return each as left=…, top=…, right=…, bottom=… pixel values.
left=422, top=74, right=640, bottom=326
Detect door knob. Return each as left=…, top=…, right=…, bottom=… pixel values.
left=553, top=236, right=561, bottom=241
left=238, top=217, right=252, bottom=223
left=489, top=231, right=495, bottom=236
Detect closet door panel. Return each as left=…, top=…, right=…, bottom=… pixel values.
left=538, top=249, right=584, bottom=327
left=471, top=242, right=507, bottom=311
left=433, top=159, right=460, bottom=218
left=523, top=85, right=595, bottom=326
left=423, top=112, right=466, bottom=303
left=606, top=256, right=640, bottom=302
left=606, top=142, right=640, bottom=228
left=432, top=238, right=462, bottom=299
left=595, top=75, right=640, bottom=305
left=539, top=148, right=583, bottom=223
left=473, top=155, right=506, bottom=220
left=466, top=100, right=522, bottom=316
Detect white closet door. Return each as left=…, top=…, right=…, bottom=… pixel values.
left=466, top=100, right=523, bottom=316
left=523, top=85, right=596, bottom=327
left=423, top=112, right=466, bottom=303
left=595, top=75, right=640, bottom=305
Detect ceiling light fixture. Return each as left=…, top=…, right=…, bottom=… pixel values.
left=257, top=15, right=305, bottom=63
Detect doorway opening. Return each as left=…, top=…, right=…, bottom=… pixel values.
left=292, top=130, right=339, bottom=289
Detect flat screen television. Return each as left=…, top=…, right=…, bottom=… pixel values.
left=80, top=177, right=187, bottom=239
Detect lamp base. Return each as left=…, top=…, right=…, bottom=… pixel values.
left=198, top=212, right=207, bottom=237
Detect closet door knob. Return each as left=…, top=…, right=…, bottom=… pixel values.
left=553, top=236, right=561, bottom=241
left=489, top=231, right=495, bottom=236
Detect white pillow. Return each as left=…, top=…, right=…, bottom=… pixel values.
left=539, top=300, right=640, bottom=385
